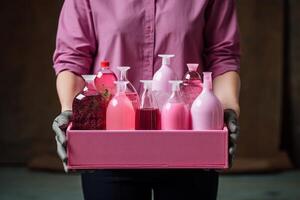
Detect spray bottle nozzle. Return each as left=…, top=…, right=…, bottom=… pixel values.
left=203, top=72, right=212, bottom=90
left=158, top=54, right=175, bottom=66
left=169, top=80, right=183, bottom=92
left=187, top=63, right=199, bottom=71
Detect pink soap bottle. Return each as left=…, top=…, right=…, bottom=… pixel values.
left=106, top=81, right=135, bottom=130
left=117, top=66, right=140, bottom=110
left=191, top=72, right=223, bottom=130
left=72, top=75, right=107, bottom=130
left=161, top=80, right=189, bottom=130
left=94, top=61, right=117, bottom=99
left=181, top=63, right=203, bottom=108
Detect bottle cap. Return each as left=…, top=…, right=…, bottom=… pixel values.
left=101, top=61, right=110, bottom=68
left=158, top=54, right=175, bottom=65
left=187, top=63, right=199, bottom=72
left=169, top=80, right=183, bottom=92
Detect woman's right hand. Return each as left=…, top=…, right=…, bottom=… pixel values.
left=52, top=110, right=73, bottom=172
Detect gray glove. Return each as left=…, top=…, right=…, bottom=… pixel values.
left=224, top=109, right=240, bottom=168
left=52, top=110, right=72, bottom=172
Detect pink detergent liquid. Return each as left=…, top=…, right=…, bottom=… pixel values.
left=94, top=61, right=117, bottom=98
left=137, top=108, right=161, bottom=130
left=161, top=103, right=189, bottom=130
left=106, top=81, right=136, bottom=130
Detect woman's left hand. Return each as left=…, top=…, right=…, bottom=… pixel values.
left=224, top=109, right=240, bottom=168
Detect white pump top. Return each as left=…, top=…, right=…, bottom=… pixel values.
left=169, top=80, right=183, bottom=92
left=203, top=72, right=212, bottom=90
left=140, top=80, right=153, bottom=90
left=186, top=63, right=199, bottom=71
left=158, top=54, right=175, bottom=66
left=114, top=81, right=129, bottom=93
left=117, top=66, right=130, bottom=80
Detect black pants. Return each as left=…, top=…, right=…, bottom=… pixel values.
left=81, top=169, right=219, bottom=200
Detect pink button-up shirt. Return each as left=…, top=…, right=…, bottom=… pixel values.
left=53, top=0, right=240, bottom=91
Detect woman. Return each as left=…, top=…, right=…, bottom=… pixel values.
left=52, top=0, right=240, bottom=199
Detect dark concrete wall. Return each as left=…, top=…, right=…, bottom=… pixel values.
left=288, top=0, right=300, bottom=166
left=0, top=1, right=62, bottom=163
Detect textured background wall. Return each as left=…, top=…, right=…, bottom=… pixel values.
left=0, top=0, right=297, bottom=170
left=287, top=0, right=300, bottom=166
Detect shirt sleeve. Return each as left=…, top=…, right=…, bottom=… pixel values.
left=203, top=0, right=241, bottom=78
left=53, top=0, right=97, bottom=75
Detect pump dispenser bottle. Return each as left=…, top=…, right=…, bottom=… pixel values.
left=152, top=54, right=177, bottom=110
left=106, top=81, right=135, bottom=130
left=137, top=80, right=161, bottom=130
left=191, top=72, right=223, bottom=130
left=117, top=66, right=140, bottom=110
left=161, top=80, right=189, bottom=130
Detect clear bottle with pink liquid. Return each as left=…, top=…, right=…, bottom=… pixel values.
left=161, top=80, right=189, bottom=130
left=72, top=75, right=108, bottom=130
left=106, top=81, right=135, bottom=130
left=191, top=72, right=223, bottom=130
left=181, top=63, right=203, bottom=108
left=117, top=66, right=140, bottom=110
left=94, top=61, right=117, bottom=100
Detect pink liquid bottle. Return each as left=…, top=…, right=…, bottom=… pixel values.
left=94, top=61, right=117, bottom=99
left=117, top=66, right=140, bottom=110
left=106, top=81, right=135, bottom=130
left=191, top=72, right=223, bottom=130
left=181, top=63, right=203, bottom=108
left=72, top=75, right=107, bottom=130
left=161, top=80, right=189, bottom=130
left=137, top=80, right=161, bottom=130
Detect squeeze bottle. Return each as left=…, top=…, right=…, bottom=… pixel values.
left=191, top=72, right=223, bottom=130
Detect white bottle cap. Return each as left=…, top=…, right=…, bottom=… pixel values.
left=203, top=72, right=212, bottom=90
left=169, top=80, right=183, bottom=92
left=158, top=54, right=175, bottom=65
left=186, top=63, right=199, bottom=71
left=140, top=80, right=153, bottom=90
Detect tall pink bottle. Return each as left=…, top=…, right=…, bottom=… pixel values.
left=94, top=61, right=117, bottom=98
left=191, top=72, right=223, bottom=130
left=161, top=80, right=189, bottom=130
left=106, top=81, right=135, bottom=130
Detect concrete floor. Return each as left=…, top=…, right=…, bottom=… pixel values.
left=0, top=167, right=299, bottom=200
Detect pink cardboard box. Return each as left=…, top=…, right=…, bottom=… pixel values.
left=67, top=125, right=228, bottom=170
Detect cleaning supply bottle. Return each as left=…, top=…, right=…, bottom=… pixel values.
left=94, top=61, right=117, bottom=99
left=72, top=75, right=107, bottom=130
left=117, top=66, right=140, bottom=110
left=181, top=63, right=203, bottom=108
left=152, top=54, right=177, bottom=110
left=191, top=72, right=223, bottom=130
left=137, top=80, right=161, bottom=130
left=161, top=80, right=189, bottom=130
left=106, top=81, right=135, bottom=130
